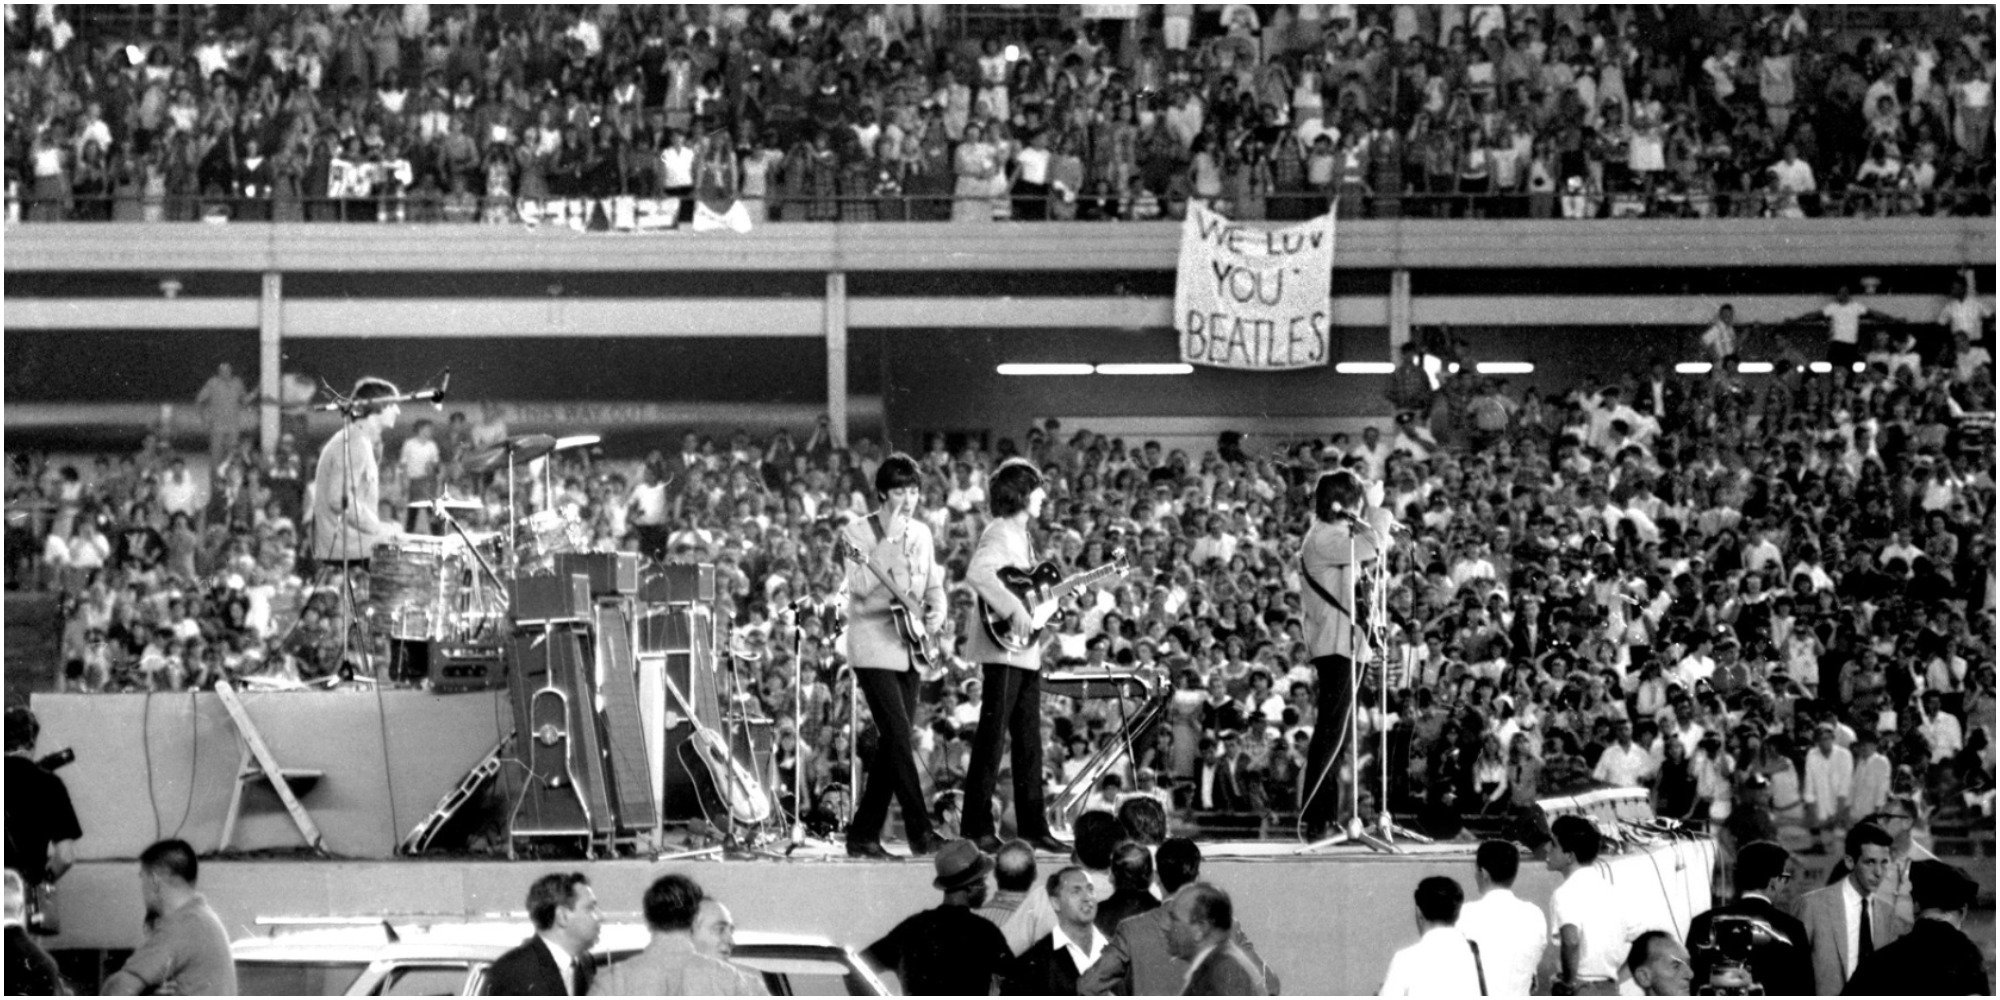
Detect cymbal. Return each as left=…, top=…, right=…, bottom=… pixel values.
left=553, top=434, right=602, bottom=452
left=463, top=434, right=555, bottom=474
left=408, top=496, right=482, bottom=512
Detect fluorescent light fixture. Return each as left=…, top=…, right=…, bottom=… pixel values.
left=1808, top=361, right=1833, bottom=374
left=1476, top=361, right=1535, bottom=375
left=1095, top=363, right=1193, bottom=375
left=995, top=363, right=1093, bottom=376
left=1334, top=362, right=1396, bottom=375
left=1852, top=362, right=1866, bottom=373
left=1675, top=362, right=1713, bottom=375
left=1737, top=361, right=1775, bottom=374
left=1447, top=362, right=1462, bottom=374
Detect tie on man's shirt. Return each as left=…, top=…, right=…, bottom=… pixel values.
left=1857, top=897, right=1874, bottom=960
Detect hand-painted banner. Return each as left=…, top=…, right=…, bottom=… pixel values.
left=1174, top=202, right=1336, bottom=370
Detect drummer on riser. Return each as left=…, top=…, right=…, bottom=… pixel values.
left=309, top=377, right=407, bottom=568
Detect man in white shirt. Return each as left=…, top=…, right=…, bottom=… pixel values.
left=1010, top=130, right=1053, bottom=220
left=398, top=419, right=441, bottom=532
left=1347, top=425, right=1393, bottom=481
left=1379, top=876, right=1484, bottom=996
left=157, top=458, right=199, bottom=517
left=1456, top=841, right=1547, bottom=996
left=1916, top=691, right=1963, bottom=765
left=1802, top=722, right=1854, bottom=855
left=1592, top=719, right=1654, bottom=788
left=1768, top=142, right=1816, bottom=206
left=1699, top=304, right=1740, bottom=366
left=1001, top=866, right=1106, bottom=994
left=1937, top=273, right=1991, bottom=347
left=1795, top=285, right=1875, bottom=370
left=1546, top=816, right=1627, bottom=995
left=1190, top=515, right=1239, bottom=568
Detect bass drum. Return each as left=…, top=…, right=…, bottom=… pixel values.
left=370, top=538, right=463, bottom=641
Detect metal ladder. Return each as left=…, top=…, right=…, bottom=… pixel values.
left=215, top=679, right=327, bottom=855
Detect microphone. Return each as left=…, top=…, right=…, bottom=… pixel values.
left=411, top=368, right=451, bottom=410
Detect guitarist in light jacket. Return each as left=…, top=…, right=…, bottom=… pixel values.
left=1298, top=469, right=1386, bottom=841
left=841, top=453, right=950, bottom=860
left=961, top=458, right=1071, bottom=855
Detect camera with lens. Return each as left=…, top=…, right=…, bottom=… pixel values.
left=1692, top=914, right=1787, bottom=995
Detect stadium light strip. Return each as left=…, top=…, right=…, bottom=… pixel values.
left=995, top=363, right=1094, bottom=376
left=1736, top=361, right=1775, bottom=374
left=1094, top=363, right=1193, bottom=375
left=1675, top=362, right=1713, bottom=375
left=1475, top=362, right=1535, bottom=375
left=1334, top=362, right=1397, bottom=375
left=1808, top=361, right=1833, bottom=374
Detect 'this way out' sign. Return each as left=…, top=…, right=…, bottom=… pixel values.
left=1174, top=203, right=1336, bottom=371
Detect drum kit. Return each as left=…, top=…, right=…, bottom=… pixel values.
left=364, top=433, right=603, bottom=651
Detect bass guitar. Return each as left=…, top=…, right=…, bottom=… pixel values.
left=837, top=534, right=944, bottom=673
left=980, top=552, right=1130, bottom=653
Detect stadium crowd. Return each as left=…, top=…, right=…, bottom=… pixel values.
left=10, top=298, right=1994, bottom=875
left=5, top=4, right=1996, bottom=224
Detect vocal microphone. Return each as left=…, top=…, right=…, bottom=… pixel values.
left=411, top=368, right=451, bottom=410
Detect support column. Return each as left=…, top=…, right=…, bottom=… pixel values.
left=260, top=271, right=282, bottom=456
left=825, top=271, right=849, bottom=449
left=1387, top=268, right=1412, bottom=356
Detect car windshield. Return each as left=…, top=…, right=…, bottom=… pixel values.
left=236, top=959, right=370, bottom=996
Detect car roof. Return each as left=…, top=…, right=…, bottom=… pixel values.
left=233, top=921, right=846, bottom=962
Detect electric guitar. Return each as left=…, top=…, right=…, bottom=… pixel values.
left=837, top=534, right=943, bottom=670
left=980, top=551, right=1130, bottom=653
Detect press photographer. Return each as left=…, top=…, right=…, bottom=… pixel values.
left=1685, top=841, right=1812, bottom=995
left=2, top=707, right=82, bottom=934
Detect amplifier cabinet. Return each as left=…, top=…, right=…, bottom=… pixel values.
left=639, top=562, right=715, bottom=604
left=511, top=573, right=592, bottom=626
left=555, top=552, right=640, bottom=596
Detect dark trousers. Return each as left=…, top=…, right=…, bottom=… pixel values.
left=961, top=663, right=1050, bottom=841
left=850, top=667, right=932, bottom=846
left=1301, top=653, right=1356, bottom=829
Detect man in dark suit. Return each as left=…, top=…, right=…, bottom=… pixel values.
left=1843, top=859, right=1990, bottom=995
left=1686, top=841, right=1814, bottom=996
left=1079, top=838, right=1279, bottom=996
left=1001, top=867, right=1106, bottom=995
left=1795, top=823, right=1906, bottom=996
left=1168, top=883, right=1267, bottom=995
left=483, top=872, right=601, bottom=995
left=1194, top=735, right=1246, bottom=811
left=1094, top=843, right=1159, bottom=936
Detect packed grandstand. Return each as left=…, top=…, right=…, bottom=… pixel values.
left=5, top=4, right=1995, bottom=223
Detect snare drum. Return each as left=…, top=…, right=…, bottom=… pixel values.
left=369, top=538, right=464, bottom=641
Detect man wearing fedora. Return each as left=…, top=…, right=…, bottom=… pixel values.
left=864, top=840, right=1014, bottom=995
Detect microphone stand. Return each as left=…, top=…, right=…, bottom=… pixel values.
left=781, top=604, right=838, bottom=857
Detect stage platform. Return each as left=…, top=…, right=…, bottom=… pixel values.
left=45, top=839, right=1716, bottom=996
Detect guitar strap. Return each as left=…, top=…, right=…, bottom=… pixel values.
left=1301, top=558, right=1353, bottom=618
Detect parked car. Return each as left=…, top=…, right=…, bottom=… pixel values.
left=232, top=920, right=892, bottom=995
